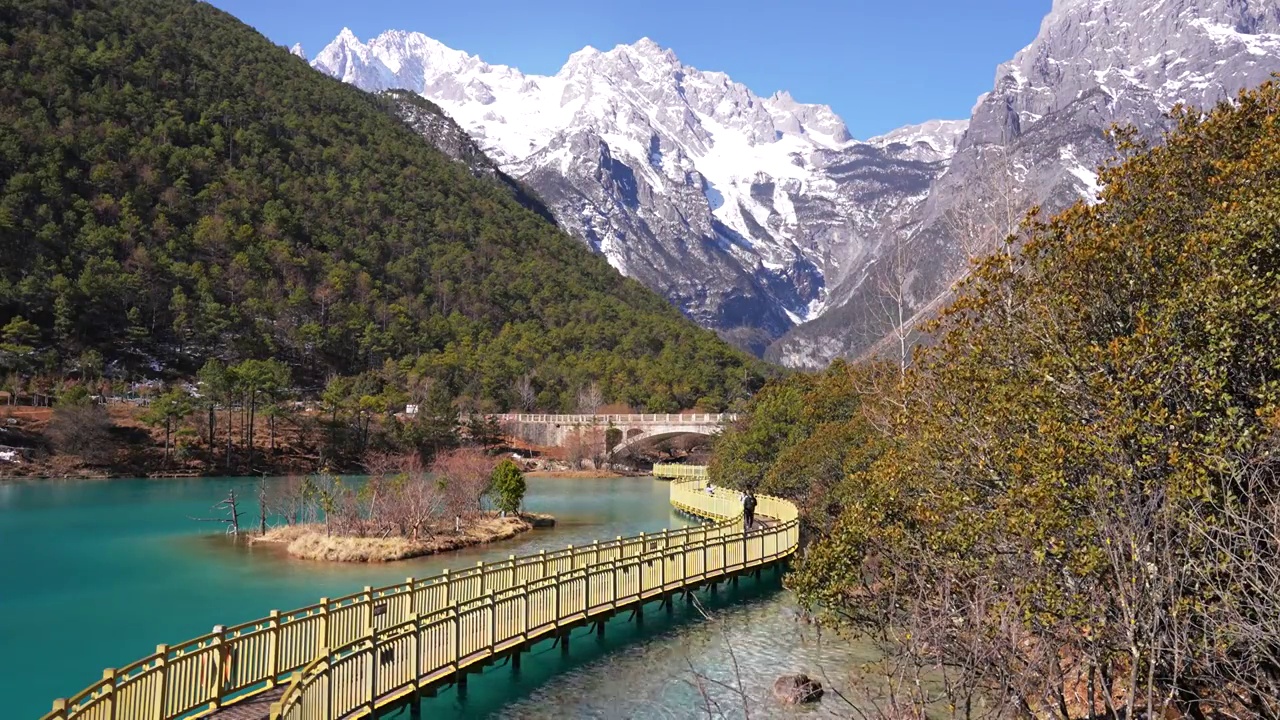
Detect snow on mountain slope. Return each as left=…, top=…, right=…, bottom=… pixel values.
left=309, top=30, right=963, bottom=354
left=869, top=119, right=970, bottom=163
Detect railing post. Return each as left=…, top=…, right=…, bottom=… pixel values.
left=209, top=625, right=227, bottom=708
left=660, top=545, right=667, bottom=590
left=452, top=605, right=461, bottom=673
left=325, top=651, right=334, bottom=720
left=367, top=619, right=377, bottom=713
left=478, top=561, right=486, bottom=595
left=638, top=533, right=646, bottom=596
left=522, top=585, right=530, bottom=637
left=154, top=645, right=168, bottom=720
left=489, top=595, right=497, bottom=649
left=364, top=586, right=375, bottom=631
left=411, top=612, right=422, bottom=690
left=102, top=668, right=117, bottom=720
left=441, top=570, right=450, bottom=608
left=406, top=577, right=416, bottom=617
left=49, top=699, right=68, bottom=720
left=318, top=598, right=330, bottom=651
left=267, top=611, right=281, bottom=685
left=552, top=572, right=560, bottom=627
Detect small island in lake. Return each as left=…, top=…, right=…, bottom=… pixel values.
left=253, top=512, right=555, bottom=563
left=247, top=449, right=552, bottom=563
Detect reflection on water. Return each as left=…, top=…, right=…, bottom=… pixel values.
left=406, top=576, right=884, bottom=720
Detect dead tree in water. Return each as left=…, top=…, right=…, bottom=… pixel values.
left=190, top=488, right=243, bottom=535
left=258, top=476, right=268, bottom=535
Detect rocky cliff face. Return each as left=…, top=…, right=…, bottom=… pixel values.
left=309, top=30, right=962, bottom=354
left=381, top=90, right=557, bottom=224
left=769, top=0, right=1280, bottom=366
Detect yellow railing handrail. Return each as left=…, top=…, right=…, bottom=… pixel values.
left=41, top=470, right=798, bottom=720
left=652, top=463, right=709, bottom=480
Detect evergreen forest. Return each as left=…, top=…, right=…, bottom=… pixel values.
left=0, top=0, right=764, bottom=414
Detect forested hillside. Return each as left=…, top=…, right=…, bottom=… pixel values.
left=714, top=82, right=1280, bottom=716
left=0, top=0, right=763, bottom=412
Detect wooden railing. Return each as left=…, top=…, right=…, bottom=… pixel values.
left=41, top=470, right=797, bottom=720
left=491, top=413, right=737, bottom=426
left=652, top=463, right=709, bottom=481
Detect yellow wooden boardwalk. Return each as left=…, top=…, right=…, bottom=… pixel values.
left=42, top=466, right=798, bottom=720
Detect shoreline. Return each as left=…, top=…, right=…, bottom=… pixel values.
left=249, top=512, right=557, bottom=563
left=1, top=467, right=662, bottom=483
left=528, top=469, right=647, bottom=479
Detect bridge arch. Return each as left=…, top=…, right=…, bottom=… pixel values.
left=491, top=413, right=737, bottom=460
left=609, top=429, right=717, bottom=457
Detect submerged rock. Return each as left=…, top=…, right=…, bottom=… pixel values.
left=523, top=512, right=557, bottom=528
left=772, top=673, right=823, bottom=705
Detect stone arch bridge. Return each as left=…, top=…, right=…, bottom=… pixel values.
left=491, top=413, right=737, bottom=456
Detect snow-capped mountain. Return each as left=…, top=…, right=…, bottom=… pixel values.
left=769, top=0, right=1280, bottom=366
left=309, top=29, right=962, bottom=353
left=307, top=0, right=1279, bottom=364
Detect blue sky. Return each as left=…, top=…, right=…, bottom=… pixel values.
left=207, top=0, right=1052, bottom=138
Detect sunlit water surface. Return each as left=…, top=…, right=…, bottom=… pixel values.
left=0, top=476, right=875, bottom=719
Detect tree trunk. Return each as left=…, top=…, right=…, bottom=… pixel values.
left=225, top=404, right=233, bottom=470
left=164, top=419, right=171, bottom=464
left=247, top=391, right=257, bottom=468
left=258, top=478, right=267, bottom=535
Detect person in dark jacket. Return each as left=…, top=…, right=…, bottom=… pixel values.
left=743, top=490, right=757, bottom=530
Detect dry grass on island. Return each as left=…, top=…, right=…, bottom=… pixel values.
left=249, top=448, right=550, bottom=563
left=254, top=512, right=555, bottom=563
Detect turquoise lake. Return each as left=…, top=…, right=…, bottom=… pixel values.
left=0, top=476, right=875, bottom=719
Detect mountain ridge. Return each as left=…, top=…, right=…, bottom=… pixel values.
left=308, top=29, right=967, bottom=354
left=304, top=0, right=1280, bottom=366
left=769, top=0, right=1280, bottom=366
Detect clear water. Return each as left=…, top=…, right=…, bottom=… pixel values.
left=0, top=476, right=874, bottom=719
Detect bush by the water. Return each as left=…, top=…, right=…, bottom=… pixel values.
left=490, top=459, right=526, bottom=514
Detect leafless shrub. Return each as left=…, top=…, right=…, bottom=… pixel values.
left=47, top=404, right=113, bottom=464
left=430, top=446, right=495, bottom=519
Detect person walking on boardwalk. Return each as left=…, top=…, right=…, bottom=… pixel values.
left=743, top=490, right=757, bottom=530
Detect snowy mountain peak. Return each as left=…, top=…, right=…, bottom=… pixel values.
left=986, top=0, right=1280, bottom=132
left=626, top=36, right=677, bottom=62
left=771, top=0, right=1280, bottom=369
left=869, top=119, right=969, bottom=162
left=310, top=26, right=923, bottom=347
left=309, top=27, right=984, bottom=353
left=289, top=42, right=306, bottom=59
